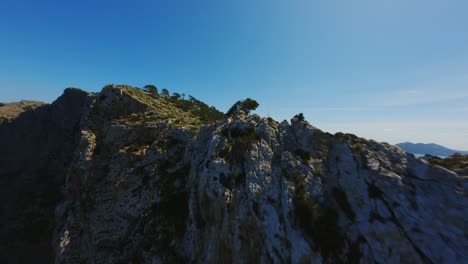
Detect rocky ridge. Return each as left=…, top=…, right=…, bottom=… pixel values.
left=1, top=85, right=467, bottom=263
left=396, top=142, right=468, bottom=156
left=0, top=100, right=47, bottom=125
left=422, top=154, right=468, bottom=176
left=0, top=88, right=90, bottom=263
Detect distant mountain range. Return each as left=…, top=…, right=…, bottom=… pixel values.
left=396, top=142, right=468, bottom=156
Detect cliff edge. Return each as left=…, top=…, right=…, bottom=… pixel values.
left=1, top=85, right=466, bottom=263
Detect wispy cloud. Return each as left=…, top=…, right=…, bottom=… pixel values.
left=293, top=106, right=382, bottom=112
left=378, top=88, right=468, bottom=107
left=367, top=72, right=468, bottom=107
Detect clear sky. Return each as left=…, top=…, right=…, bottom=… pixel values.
left=1, top=0, right=468, bottom=149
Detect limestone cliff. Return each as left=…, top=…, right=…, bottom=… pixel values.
left=1, top=85, right=466, bottom=263
left=0, top=88, right=90, bottom=263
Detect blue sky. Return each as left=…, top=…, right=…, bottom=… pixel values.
left=1, top=0, right=468, bottom=149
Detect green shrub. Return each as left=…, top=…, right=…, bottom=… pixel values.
left=172, top=94, right=224, bottom=124
left=161, top=88, right=169, bottom=96
left=294, top=113, right=305, bottom=121
left=226, top=98, right=259, bottom=115
left=220, top=126, right=261, bottom=165
left=117, top=85, right=224, bottom=127
left=335, top=132, right=358, bottom=143
left=351, top=143, right=364, bottom=153
left=171, top=92, right=181, bottom=100
left=294, top=194, right=320, bottom=228
left=293, top=191, right=344, bottom=260
left=144, top=84, right=158, bottom=95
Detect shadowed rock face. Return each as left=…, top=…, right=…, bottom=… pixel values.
left=0, top=88, right=90, bottom=263
left=2, top=85, right=467, bottom=263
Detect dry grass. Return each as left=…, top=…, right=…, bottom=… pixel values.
left=112, top=85, right=205, bottom=130
left=0, top=100, right=48, bottom=124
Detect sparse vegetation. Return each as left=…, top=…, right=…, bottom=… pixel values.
left=333, top=132, right=367, bottom=155
left=294, top=113, right=305, bottom=121
left=422, top=153, right=468, bottom=175
left=294, top=194, right=320, bottom=232
left=168, top=94, right=224, bottom=124
left=220, top=126, right=261, bottom=164
left=335, top=132, right=359, bottom=143
left=293, top=173, right=344, bottom=260
left=0, top=100, right=48, bottom=124
left=121, top=136, right=191, bottom=263
left=293, top=182, right=345, bottom=261
left=314, top=166, right=322, bottom=176
left=351, top=143, right=364, bottom=153
left=114, top=85, right=224, bottom=128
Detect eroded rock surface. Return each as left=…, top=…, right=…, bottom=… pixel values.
left=0, top=88, right=90, bottom=263
left=2, top=85, right=467, bottom=263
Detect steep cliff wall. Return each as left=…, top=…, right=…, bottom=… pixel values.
left=0, top=88, right=90, bottom=263
left=1, top=85, right=466, bottom=263
left=53, top=86, right=467, bottom=263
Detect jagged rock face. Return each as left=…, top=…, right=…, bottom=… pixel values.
left=0, top=88, right=90, bottom=263
left=2, top=85, right=467, bottom=263
left=185, top=115, right=467, bottom=263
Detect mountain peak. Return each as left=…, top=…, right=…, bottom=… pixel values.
left=397, top=142, right=468, bottom=156
left=95, top=84, right=224, bottom=130
left=1, top=85, right=466, bottom=263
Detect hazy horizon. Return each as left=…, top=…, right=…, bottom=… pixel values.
left=1, top=0, right=467, bottom=149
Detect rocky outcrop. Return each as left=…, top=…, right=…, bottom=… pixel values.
left=422, top=154, right=468, bottom=176
left=0, top=88, right=91, bottom=263
left=183, top=115, right=465, bottom=263
left=2, top=85, right=467, bottom=263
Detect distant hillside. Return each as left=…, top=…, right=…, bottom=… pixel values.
left=0, top=100, right=47, bottom=125
left=396, top=142, right=468, bottom=156
left=421, top=153, right=468, bottom=176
